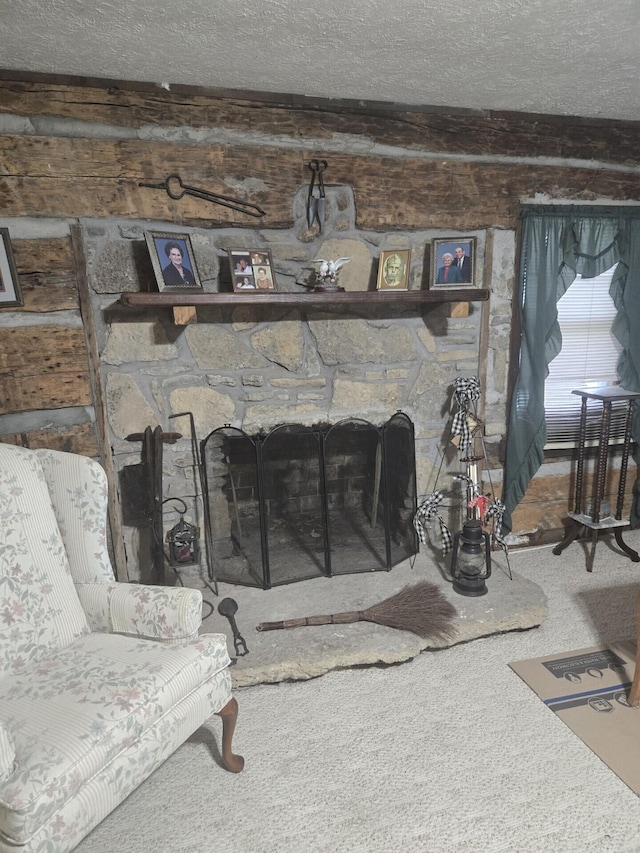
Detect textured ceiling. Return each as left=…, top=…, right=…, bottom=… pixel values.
left=1, top=0, right=639, bottom=121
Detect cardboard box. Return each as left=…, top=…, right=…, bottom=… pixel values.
left=510, top=641, right=640, bottom=795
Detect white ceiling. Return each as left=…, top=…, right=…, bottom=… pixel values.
left=2, top=0, right=640, bottom=122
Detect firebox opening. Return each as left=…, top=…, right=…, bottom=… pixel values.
left=202, top=412, right=417, bottom=589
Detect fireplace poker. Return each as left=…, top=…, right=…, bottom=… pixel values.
left=169, top=411, right=218, bottom=596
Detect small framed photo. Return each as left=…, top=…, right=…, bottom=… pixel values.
left=144, top=231, right=203, bottom=292
left=227, top=249, right=276, bottom=292
left=431, top=237, right=477, bottom=289
left=0, top=229, right=23, bottom=308
left=377, top=249, right=411, bottom=291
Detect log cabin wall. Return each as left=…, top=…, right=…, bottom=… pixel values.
left=1, top=75, right=639, bottom=578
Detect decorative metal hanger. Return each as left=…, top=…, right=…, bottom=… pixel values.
left=307, top=159, right=327, bottom=229
left=139, top=173, right=266, bottom=218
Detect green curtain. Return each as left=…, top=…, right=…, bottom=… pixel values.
left=502, top=206, right=640, bottom=531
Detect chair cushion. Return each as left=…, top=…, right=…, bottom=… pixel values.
left=34, top=449, right=114, bottom=584
left=0, top=444, right=89, bottom=673
left=0, top=631, right=231, bottom=844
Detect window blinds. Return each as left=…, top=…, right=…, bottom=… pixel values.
left=544, top=265, right=625, bottom=447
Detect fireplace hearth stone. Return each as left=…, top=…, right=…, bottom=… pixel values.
left=193, top=547, right=548, bottom=688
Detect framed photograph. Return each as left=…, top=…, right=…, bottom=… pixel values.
left=144, top=231, right=203, bottom=292
left=0, top=229, right=23, bottom=308
left=431, top=237, right=477, bottom=289
left=227, top=249, right=276, bottom=292
left=377, top=249, right=411, bottom=291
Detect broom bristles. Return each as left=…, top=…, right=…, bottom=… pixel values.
left=256, top=581, right=458, bottom=640
left=361, top=580, right=458, bottom=640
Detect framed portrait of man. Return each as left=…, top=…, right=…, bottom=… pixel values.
left=377, top=249, right=411, bottom=291
left=431, top=237, right=477, bottom=289
left=145, top=231, right=203, bottom=292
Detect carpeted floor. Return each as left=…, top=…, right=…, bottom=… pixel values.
left=76, top=533, right=640, bottom=853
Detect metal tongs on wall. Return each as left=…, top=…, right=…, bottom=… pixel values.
left=139, top=173, right=266, bottom=218
left=307, top=159, right=327, bottom=229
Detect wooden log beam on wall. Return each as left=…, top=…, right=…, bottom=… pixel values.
left=1, top=422, right=99, bottom=455
left=0, top=326, right=92, bottom=414
left=1, top=78, right=638, bottom=167
left=10, top=237, right=79, bottom=312
left=0, top=134, right=639, bottom=231
left=0, top=233, right=100, bottom=458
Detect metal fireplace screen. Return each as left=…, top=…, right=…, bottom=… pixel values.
left=201, top=412, right=417, bottom=588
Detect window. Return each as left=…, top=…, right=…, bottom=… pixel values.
left=503, top=206, right=640, bottom=529
left=544, top=264, right=625, bottom=448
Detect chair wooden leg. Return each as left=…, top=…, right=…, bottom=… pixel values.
left=629, top=594, right=640, bottom=706
left=216, top=697, right=244, bottom=773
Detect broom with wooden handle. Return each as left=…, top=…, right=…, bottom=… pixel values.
left=256, top=580, right=458, bottom=641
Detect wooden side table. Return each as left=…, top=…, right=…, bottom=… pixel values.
left=552, top=387, right=640, bottom=572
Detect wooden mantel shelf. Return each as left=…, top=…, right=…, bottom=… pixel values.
left=121, top=288, right=487, bottom=307
left=120, top=288, right=489, bottom=323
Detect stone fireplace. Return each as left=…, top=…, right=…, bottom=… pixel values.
left=73, top=199, right=503, bottom=581
left=202, top=412, right=417, bottom=588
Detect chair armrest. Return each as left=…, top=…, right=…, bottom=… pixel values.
left=0, top=724, right=16, bottom=781
left=75, top=582, right=203, bottom=642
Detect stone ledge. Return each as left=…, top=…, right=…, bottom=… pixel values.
left=196, top=549, right=548, bottom=688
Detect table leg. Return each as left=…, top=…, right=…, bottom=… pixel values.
left=552, top=518, right=581, bottom=556
left=614, top=528, right=640, bottom=562
left=585, top=529, right=598, bottom=573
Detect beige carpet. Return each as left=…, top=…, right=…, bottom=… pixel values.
left=76, top=534, right=640, bottom=853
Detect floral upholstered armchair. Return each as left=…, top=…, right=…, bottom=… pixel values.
left=0, top=443, right=242, bottom=853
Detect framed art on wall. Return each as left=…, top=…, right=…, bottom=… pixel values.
left=0, top=229, right=23, bottom=308
left=430, top=237, right=477, bottom=289
left=227, top=249, right=276, bottom=292
left=377, top=249, right=411, bottom=290
left=145, top=231, right=203, bottom=292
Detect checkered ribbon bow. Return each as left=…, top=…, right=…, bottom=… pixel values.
left=454, top=472, right=481, bottom=500
left=451, top=376, right=481, bottom=456
left=485, top=498, right=507, bottom=550
left=414, top=491, right=453, bottom=555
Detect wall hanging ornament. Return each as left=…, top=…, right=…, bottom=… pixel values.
left=413, top=376, right=510, bottom=592
left=306, top=159, right=327, bottom=230
left=139, top=173, right=266, bottom=218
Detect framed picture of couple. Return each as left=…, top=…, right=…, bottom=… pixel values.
left=430, top=237, right=477, bottom=289
left=227, top=249, right=276, bottom=292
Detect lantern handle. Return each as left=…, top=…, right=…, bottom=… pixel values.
left=158, top=496, right=188, bottom=516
